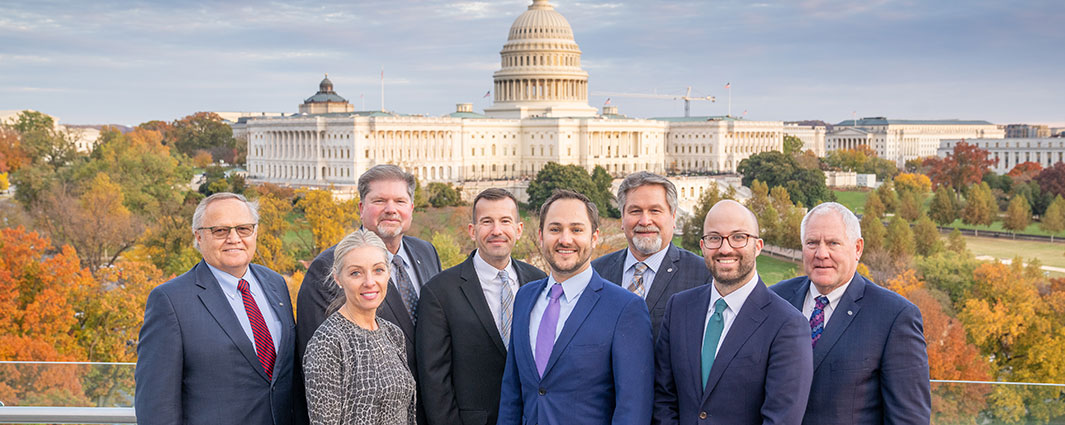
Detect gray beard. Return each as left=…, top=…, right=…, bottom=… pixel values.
left=632, top=234, right=663, bottom=255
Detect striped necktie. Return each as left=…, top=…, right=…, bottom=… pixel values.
left=499, top=270, right=514, bottom=350
left=628, top=262, right=648, bottom=298
left=237, top=279, right=275, bottom=380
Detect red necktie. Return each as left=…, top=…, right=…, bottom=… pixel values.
left=238, top=279, right=276, bottom=380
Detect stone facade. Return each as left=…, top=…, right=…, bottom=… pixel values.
left=938, top=138, right=1065, bottom=174
left=828, top=117, right=1004, bottom=166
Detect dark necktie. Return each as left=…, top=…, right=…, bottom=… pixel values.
left=810, top=295, right=829, bottom=348
left=237, top=279, right=275, bottom=380
left=392, top=255, right=419, bottom=325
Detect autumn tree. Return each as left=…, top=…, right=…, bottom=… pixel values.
left=860, top=213, right=886, bottom=254
left=1003, top=194, right=1031, bottom=236
left=893, top=172, right=932, bottom=197
left=253, top=192, right=296, bottom=273
left=875, top=180, right=899, bottom=213
left=863, top=191, right=885, bottom=220
left=431, top=231, right=465, bottom=269
left=823, top=145, right=899, bottom=180
left=1034, top=162, right=1065, bottom=198
left=296, top=189, right=360, bottom=256
left=885, top=216, right=915, bottom=258
left=898, top=191, right=922, bottom=222
left=1007, top=161, right=1043, bottom=183
left=929, top=186, right=958, bottom=226
left=924, top=141, right=996, bottom=191
left=913, top=215, right=942, bottom=257
left=946, top=228, right=967, bottom=254
left=961, top=182, right=996, bottom=235
left=192, top=150, right=214, bottom=168
left=680, top=181, right=724, bottom=252
left=1041, top=195, right=1065, bottom=242
left=0, top=126, right=29, bottom=173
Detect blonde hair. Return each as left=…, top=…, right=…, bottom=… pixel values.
left=325, top=229, right=390, bottom=315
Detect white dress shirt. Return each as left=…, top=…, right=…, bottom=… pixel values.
left=207, top=263, right=282, bottom=353
left=802, top=279, right=851, bottom=327
left=702, top=273, right=761, bottom=357
left=472, top=251, right=519, bottom=335
left=529, top=266, right=594, bottom=351
left=621, top=246, right=669, bottom=298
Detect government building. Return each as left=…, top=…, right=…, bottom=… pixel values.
left=938, top=138, right=1065, bottom=175
left=235, top=0, right=791, bottom=205
left=827, top=117, right=1004, bottom=166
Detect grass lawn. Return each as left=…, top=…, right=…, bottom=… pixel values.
left=944, top=219, right=1065, bottom=239
left=963, top=235, right=1065, bottom=277
left=758, top=255, right=800, bottom=285
left=833, top=190, right=870, bottom=215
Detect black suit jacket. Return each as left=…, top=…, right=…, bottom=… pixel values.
left=415, top=251, right=546, bottom=425
left=294, top=235, right=441, bottom=425
left=771, top=273, right=931, bottom=425
left=592, top=243, right=709, bottom=340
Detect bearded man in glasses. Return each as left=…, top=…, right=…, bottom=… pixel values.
left=652, top=200, right=812, bottom=425
left=136, top=192, right=296, bottom=425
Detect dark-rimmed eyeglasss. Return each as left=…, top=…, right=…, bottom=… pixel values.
left=197, top=223, right=257, bottom=239
left=701, top=233, right=758, bottom=249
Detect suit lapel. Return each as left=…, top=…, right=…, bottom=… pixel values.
left=684, top=285, right=714, bottom=397
left=644, top=244, right=680, bottom=312
left=194, top=262, right=271, bottom=382
left=250, top=265, right=291, bottom=379
left=600, top=250, right=626, bottom=286
left=383, top=278, right=416, bottom=343
left=403, top=235, right=432, bottom=284
left=458, top=254, right=508, bottom=355
left=541, top=273, right=603, bottom=378
left=812, top=274, right=865, bottom=372
left=702, top=281, right=770, bottom=401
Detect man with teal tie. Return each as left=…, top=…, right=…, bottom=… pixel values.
left=652, top=200, right=812, bottom=425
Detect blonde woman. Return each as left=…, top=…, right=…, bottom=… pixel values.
left=303, top=229, right=416, bottom=425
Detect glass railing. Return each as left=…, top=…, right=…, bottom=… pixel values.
left=0, top=362, right=1063, bottom=424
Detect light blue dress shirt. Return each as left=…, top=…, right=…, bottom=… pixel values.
left=621, top=246, right=669, bottom=297
left=207, top=263, right=282, bottom=353
left=529, top=266, right=594, bottom=352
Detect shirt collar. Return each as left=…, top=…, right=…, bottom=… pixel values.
left=472, top=249, right=516, bottom=285
left=623, top=244, right=669, bottom=274
left=387, top=239, right=409, bottom=267
left=546, top=266, right=594, bottom=302
left=205, top=261, right=254, bottom=298
left=709, top=272, right=760, bottom=315
left=806, top=274, right=851, bottom=307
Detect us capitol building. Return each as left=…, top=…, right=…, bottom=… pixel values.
left=236, top=0, right=794, bottom=204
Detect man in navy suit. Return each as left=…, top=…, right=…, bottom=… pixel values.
left=592, top=171, right=709, bottom=340
left=136, top=192, right=295, bottom=425
left=498, top=189, right=653, bottom=425
left=295, top=164, right=441, bottom=425
left=416, top=188, right=547, bottom=425
left=771, top=202, right=931, bottom=424
left=653, top=200, right=812, bottom=425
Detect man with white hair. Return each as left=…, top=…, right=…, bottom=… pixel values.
left=592, top=171, right=709, bottom=339
left=771, top=202, right=931, bottom=424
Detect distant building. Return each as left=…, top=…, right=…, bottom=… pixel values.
left=827, top=117, right=1003, bottom=166
left=1, top=110, right=100, bottom=153
left=1005, top=124, right=1051, bottom=138
left=784, top=122, right=827, bottom=156
left=938, top=138, right=1065, bottom=174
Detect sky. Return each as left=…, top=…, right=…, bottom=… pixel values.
left=1, top=0, right=1063, bottom=127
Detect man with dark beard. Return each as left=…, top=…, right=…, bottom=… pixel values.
left=652, top=200, right=812, bottom=425
left=592, top=171, right=709, bottom=339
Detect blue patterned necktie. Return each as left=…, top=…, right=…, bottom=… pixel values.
left=810, top=295, right=829, bottom=348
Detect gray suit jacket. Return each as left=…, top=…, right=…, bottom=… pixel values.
left=135, top=260, right=295, bottom=425
left=592, top=243, right=710, bottom=340
left=294, top=234, right=441, bottom=425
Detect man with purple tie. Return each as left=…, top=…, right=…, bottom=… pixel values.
left=497, top=189, right=653, bottom=425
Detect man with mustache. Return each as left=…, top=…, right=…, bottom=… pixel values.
left=498, top=189, right=653, bottom=425
left=415, top=188, right=546, bottom=425
left=592, top=171, right=709, bottom=339
left=653, top=200, right=812, bottom=424
left=294, top=164, right=442, bottom=425
left=771, top=202, right=930, bottom=424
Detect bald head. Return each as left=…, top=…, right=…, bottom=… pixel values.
left=700, top=199, right=763, bottom=294
left=703, top=200, right=759, bottom=236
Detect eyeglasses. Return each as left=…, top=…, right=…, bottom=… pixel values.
left=701, top=233, right=758, bottom=249
left=197, top=223, right=257, bottom=239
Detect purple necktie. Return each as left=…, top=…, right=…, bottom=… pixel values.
left=534, top=283, right=564, bottom=377
left=810, top=295, right=828, bottom=348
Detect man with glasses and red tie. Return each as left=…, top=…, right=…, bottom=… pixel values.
left=653, top=200, right=812, bottom=425
left=136, top=192, right=295, bottom=425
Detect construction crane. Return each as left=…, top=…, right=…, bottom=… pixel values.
left=592, top=86, right=715, bottom=117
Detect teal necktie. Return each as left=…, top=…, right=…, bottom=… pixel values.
left=701, top=298, right=728, bottom=388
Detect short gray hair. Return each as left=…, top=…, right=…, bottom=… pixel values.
left=326, top=229, right=391, bottom=315
left=800, top=202, right=862, bottom=244
left=616, top=171, right=678, bottom=214
left=358, top=164, right=415, bottom=202
left=191, top=192, right=259, bottom=249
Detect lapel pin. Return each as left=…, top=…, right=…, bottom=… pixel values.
left=847, top=310, right=853, bottom=316
left=667, top=268, right=673, bottom=273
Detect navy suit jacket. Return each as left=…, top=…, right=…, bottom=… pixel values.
left=592, top=243, right=710, bottom=340
left=295, top=234, right=441, bottom=425
left=497, top=269, right=654, bottom=425
left=771, top=273, right=931, bottom=425
left=653, top=278, right=813, bottom=425
left=135, top=260, right=295, bottom=425
left=416, top=251, right=547, bottom=425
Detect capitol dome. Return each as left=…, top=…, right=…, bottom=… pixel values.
left=484, top=0, right=597, bottom=119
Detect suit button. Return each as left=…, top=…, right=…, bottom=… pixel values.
left=699, top=411, right=707, bottom=419
left=538, top=388, right=546, bottom=395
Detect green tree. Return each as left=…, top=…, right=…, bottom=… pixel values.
left=1003, top=194, right=1032, bottom=236
left=782, top=134, right=804, bottom=155
left=527, top=162, right=603, bottom=213
left=737, top=151, right=830, bottom=207
left=875, top=180, right=899, bottom=213
left=169, top=112, right=240, bottom=164
left=1040, top=195, right=1065, bottom=242
left=916, top=250, right=979, bottom=307
left=898, top=191, right=922, bottom=222
left=680, top=181, right=722, bottom=252
left=929, top=186, right=958, bottom=226
left=864, top=191, right=886, bottom=220
left=590, top=165, right=618, bottom=218
left=860, top=213, right=886, bottom=254
left=913, top=215, right=942, bottom=257
left=426, top=182, right=463, bottom=207
left=961, top=182, right=996, bottom=235
left=431, top=231, right=464, bottom=269
left=947, top=228, right=967, bottom=254
left=885, top=216, right=915, bottom=258
left=777, top=203, right=805, bottom=250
